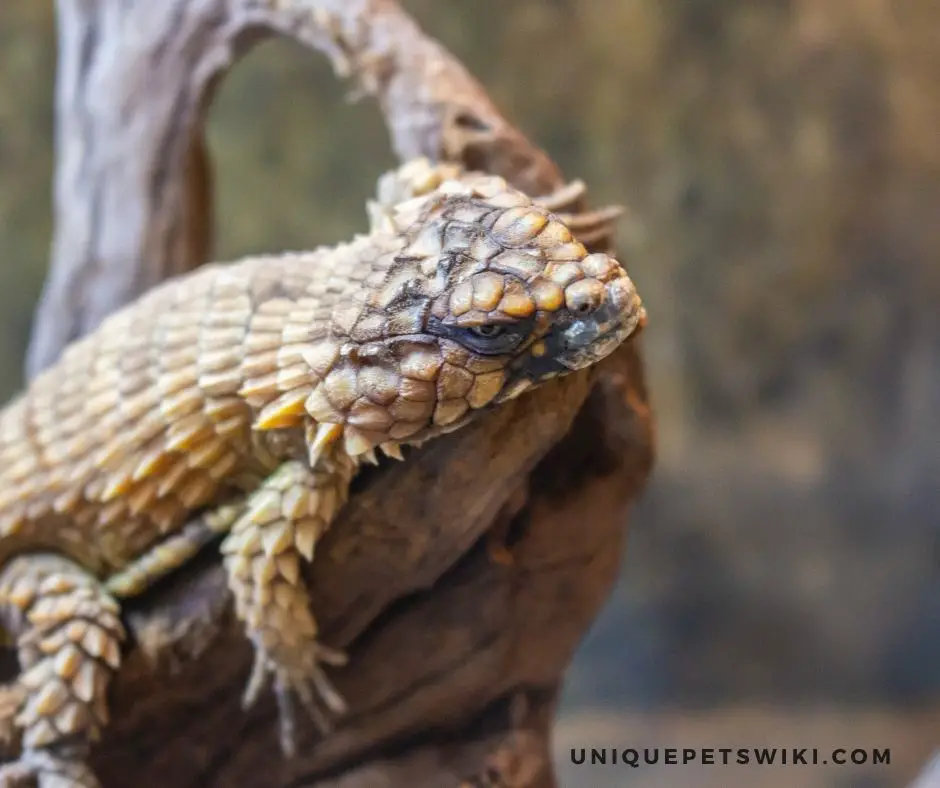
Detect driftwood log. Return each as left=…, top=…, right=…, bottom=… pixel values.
left=19, top=1, right=654, bottom=786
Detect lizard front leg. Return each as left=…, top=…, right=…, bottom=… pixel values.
left=0, top=555, right=124, bottom=788
left=220, top=454, right=356, bottom=756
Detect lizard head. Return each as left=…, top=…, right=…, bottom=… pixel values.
left=305, top=170, right=645, bottom=456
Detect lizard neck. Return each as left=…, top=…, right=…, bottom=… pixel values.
left=236, top=233, right=406, bottom=458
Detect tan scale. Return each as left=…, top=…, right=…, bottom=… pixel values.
left=0, top=158, right=646, bottom=788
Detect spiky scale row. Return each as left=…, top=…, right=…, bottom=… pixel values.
left=104, top=509, right=241, bottom=598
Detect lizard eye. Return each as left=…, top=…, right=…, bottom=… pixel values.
left=426, top=315, right=532, bottom=356
left=455, top=324, right=524, bottom=355
left=469, top=325, right=505, bottom=339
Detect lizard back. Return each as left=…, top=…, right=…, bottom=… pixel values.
left=0, top=234, right=399, bottom=577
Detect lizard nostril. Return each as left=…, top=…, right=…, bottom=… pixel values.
left=572, top=301, right=594, bottom=316
left=565, top=278, right=605, bottom=316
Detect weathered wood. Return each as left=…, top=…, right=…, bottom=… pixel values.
left=20, top=1, right=654, bottom=785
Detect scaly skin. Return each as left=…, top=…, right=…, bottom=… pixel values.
left=0, top=160, right=645, bottom=787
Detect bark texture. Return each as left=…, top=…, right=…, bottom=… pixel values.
left=21, top=1, right=654, bottom=785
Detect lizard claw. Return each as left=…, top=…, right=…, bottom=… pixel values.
left=241, top=643, right=348, bottom=756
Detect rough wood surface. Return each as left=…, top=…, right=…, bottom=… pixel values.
left=19, top=1, right=654, bottom=786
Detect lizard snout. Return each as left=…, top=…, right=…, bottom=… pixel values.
left=554, top=271, right=644, bottom=370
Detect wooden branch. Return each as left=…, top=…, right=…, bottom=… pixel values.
left=22, top=1, right=654, bottom=785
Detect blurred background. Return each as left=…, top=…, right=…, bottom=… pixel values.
left=1, top=2, right=938, bottom=786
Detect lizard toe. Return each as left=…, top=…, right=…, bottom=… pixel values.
left=241, top=643, right=348, bottom=757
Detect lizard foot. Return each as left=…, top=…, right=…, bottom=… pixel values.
left=0, top=556, right=121, bottom=788
left=0, top=751, right=101, bottom=788
left=241, top=641, right=348, bottom=756
left=221, top=460, right=357, bottom=756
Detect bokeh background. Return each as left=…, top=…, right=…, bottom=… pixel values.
left=1, top=2, right=938, bottom=786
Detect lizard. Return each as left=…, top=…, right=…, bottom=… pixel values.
left=0, top=158, right=645, bottom=788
